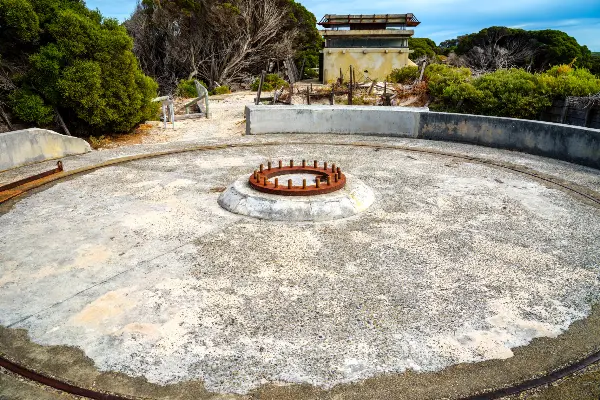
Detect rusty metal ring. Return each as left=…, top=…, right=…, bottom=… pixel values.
left=249, top=160, right=346, bottom=196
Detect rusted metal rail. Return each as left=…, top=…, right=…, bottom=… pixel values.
left=0, top=161, right=64, bottom=194
left=0, top=354, right=131, bottom=400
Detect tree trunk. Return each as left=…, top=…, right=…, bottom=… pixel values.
left=54, top=107, right=71, bottom=136
left=0, top=104, right=14, bottom=131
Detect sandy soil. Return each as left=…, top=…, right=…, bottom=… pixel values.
left=94, top=92, right=255, bottom=149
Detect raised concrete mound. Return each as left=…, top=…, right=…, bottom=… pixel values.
left=245, top=105, right=600, bottom=169
left=218, top=174, right=375, bottom=221
left=0, top=128, right=92, bottom=172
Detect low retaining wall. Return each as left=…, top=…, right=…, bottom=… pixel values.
left=245, top=105, right=424, bottom=137
left=419, top=113, right=600, bottom=169
left=0, top=129, right=91, bottom=172
left=245, top=105, right=600, bottom=169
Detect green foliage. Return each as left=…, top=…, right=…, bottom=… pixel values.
left=251, top=74, right=288, bottom=92
left=0, top=0, right=158, bottom=134
left=424, top=64, right=472, bottom=97
left=285, top=0, right=323, bottom=72
left=212, top=85, right=230, bottom=95
left=9, top=89, right=54, bottom=124
left=408, top=38, right=439, bottom=61
left=587, top=53, right=600, bottom=77
left=439, top=38, right=458, bottom=56
left=541, top=65, right=600, bottom=97
left=303, top=67, right=318, bottom=79
left=389, top=66, right=419, bottom=84
left=176, top=79, right=204, bottom=98
left=469, top=69, right=551, bottom=119
left=427, top=64, right=600, bottom=120
left=0, top=0, right=39, bottom=43
left=449, top=26, right=592, bottom=71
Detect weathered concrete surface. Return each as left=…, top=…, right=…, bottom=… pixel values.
left=419, top=112, right=600, bottom=169
left=218, top=174, right=374, bottom=221
left=1, top=143, right=599, bottom=398
left=245, top=105, right=424, bottom=137
left=0, top=128, right=91, bottom=172
left=245, top=106, right=600, bottom=169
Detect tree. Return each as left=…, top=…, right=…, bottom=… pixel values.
left=0, top=0, right=158, bottom=134
left=446, top=26, right=592, bottom=73
left=127, top=0, right=320, bottom=92
left=408, top=38, right=439, bottom=61
left=286, top=0, right=323, bottom=76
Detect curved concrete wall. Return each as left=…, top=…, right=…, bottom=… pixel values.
left=0, top=128, right=92, bottom=172
left=419, top=112, right=600, bottom=169
left=245, top=105, right=600, bottom=169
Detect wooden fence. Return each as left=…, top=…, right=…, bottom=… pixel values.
left=540, top=99, right=600, bottom=129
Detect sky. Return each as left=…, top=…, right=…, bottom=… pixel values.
left=87, top=0, right=600, bottom=51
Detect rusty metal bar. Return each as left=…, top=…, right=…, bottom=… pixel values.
left=0, top=161, right=64, bottom=193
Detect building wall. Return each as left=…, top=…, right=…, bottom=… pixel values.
left=322, top=48, right=416, bottom=83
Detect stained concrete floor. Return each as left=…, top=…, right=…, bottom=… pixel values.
left=1, top=136, right=600, bottom=399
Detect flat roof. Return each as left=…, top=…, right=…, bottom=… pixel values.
left=318, top=14, right=420, bottom=28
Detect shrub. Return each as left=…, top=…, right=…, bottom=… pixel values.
left=176, top=79, right=209, bottom=98
left=251, top=73, right=288, bottom=91
left=541, top=65, right=600, bottom=98
left=0, top=0, right=158, bottom=135
left=389, top=66, right=419, bottom=84
left=9, top=89, right=54, bottom=124
left=212, top=85, right=230, bottom=95
left=425, top=64, right=472, bottom=97
left=303, top=67, right=318, bottom=79
left=176, top=79, right=198, bottom=98
left=427, top=64, right=600, bottom=120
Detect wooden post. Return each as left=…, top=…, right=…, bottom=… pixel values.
left=330, top=87, right=335, bottom=105
left=306, top=87, right=311, bottom=105
left=368, top=79, right=376, bottom=95
left=289, top=83, right=294, bottom=105
left=339, top=68, right=343, bottom=84
left=417, top=60, right=427, bottom=83
left=560, top=98, right=569, bottom=124
left=353, top=68, right=356, bottom=86
left=255, top=71, right=266, bottom=105
left=584, top=106, right=594, bottom=128
left=348, top=66, right=353, bottom=105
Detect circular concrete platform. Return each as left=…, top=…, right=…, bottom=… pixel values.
left=218, top=174, right=374, bottom=221
left=0, top=139, right=599, bottom=399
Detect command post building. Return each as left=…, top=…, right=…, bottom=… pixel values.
left=319, top=14, right=421, bottom=83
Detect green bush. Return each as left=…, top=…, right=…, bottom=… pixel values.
left=427, top=64, right=600, bottom=120
left=251, top=73, right=288, bottom=91
left=211, top=85, right=231, bottom=95
left=0, top=0, right=158, bottom=134
left=303, top=67, right=318, bottom=79
left=176, top=79, right=198, bottom=98
left=176, top=78, right=209, bottom=98
left=425, top=64, right=472, bottom=97
left=9, top=89, right=54, bottom=124
left=0, top=0, right=39, bottom=42
left=389, top=66, right=419, bottom=84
